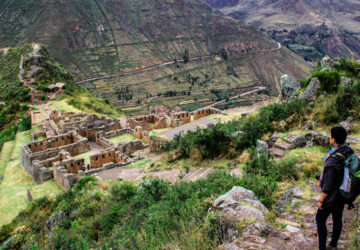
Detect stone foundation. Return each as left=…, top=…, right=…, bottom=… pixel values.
left=193, top=107, right=222, bottom=120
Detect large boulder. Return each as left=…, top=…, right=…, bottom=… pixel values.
left=299, top=77, right=320, bottom=101
left=274, top=187, right=304, bottom=216
left=268, top=133, right=281, bottom=148
left=314, top=134, right=330, bottom=147
left=339, top=121, right=353, bottom=133
left=280, top=74, right=301, bottom=101
left=256, top=140, right=269, bottom=155
left=341, top=76, right=352, bottom=88
left=284, top=134, right=307, bottom=149
left=213, top=186, right=268, bottom=221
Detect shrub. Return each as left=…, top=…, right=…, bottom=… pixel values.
left=110, top=182, right=137, bottom=202
left=302, top=162, right=321, bottom=179
left=312, top=70, right=340, bottom=93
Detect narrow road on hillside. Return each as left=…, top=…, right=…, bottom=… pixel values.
left=75, top=43, right=282, bottom=84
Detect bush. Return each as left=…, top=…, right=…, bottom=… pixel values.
left=110, top=182, right=137, bottom=201
left=312, top=70, right=340, bottom=93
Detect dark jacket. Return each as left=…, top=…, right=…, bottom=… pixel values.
left=322, top=145, right=354, bottom=207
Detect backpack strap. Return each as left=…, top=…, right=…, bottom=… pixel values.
left=331, top=152, right=346, bottom=162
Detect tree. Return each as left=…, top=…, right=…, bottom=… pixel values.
left=221, top=48, right=228, bottom=60
left=183, top=49, right=189, bottom=64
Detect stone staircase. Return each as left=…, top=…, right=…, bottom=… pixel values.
left=269, top=134, right=308, bottom=160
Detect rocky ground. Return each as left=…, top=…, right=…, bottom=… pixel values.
left=216, top=185, right=357, bottom=250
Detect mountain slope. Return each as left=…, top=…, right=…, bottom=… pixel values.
left=204, top=0, right=360, bottom=61
left=0, top=0, right=310, bottom=107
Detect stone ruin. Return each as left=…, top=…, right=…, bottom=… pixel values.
left=127, top=114, right=167, bottom=131
left=22, top=112, right=140, bottom=190
left=20, top=131, right=90, bottom=187
left=170, top=111, right=191, bottom=127
left=193, top=107, right=222, bottom=120
left=22, top=106, right=224, bottom=190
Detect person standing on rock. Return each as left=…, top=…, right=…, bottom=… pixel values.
left=316, top=126, right=354, bottom=250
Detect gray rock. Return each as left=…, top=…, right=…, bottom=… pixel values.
left=341, top=76, right=352, bottom=87
left=305, top=132, right=318, bottom=147
left=213, top=186, right=268, bottom=221
left=0, top=176, right=3, bottom=181
left=274, top=187, right=304, bottom=216
left=346, top=116, right=354, bottom=123
left=46, top=210, right=65, bottom=234
left=268, top=133, right=281, bottom=147
left=280, top=74, right=301, bottom=101
left=299, top=77, right=320, bottom=101
left=216, top=215, right=241, bottom=242
left=320, top=55, right=335, bottom=69
left=137, top=179, right=153, bottom=192
left=285, top=225, right=301, bottom=233
left=293, top=233, right=317, bottom=245
left=256, top=140, right=269, bottom=155
left=314, top=134, right=330, bottom=147
left=339, top=121, right=353, bottom=132
left=231, top=131, right=244, bottom=138
left=285, top=134, right=307, bottom=149
left=244, top=222, right=290, bottom=240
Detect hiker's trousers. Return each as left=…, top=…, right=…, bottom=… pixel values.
left=316, top=201, right=345, bottom=250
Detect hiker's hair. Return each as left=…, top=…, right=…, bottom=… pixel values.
left=331, top=126, right=347, bottom=145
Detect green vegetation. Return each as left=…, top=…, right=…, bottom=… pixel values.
left=62, top=86, right=123, bottom=117
left=109, top=134, right=138, bottom=144
left=312, top=83, right=360, bottom=123
left=0, top=131, right=63, bottom=227
left=0, top=172, right=244, bottom=249
left=0, top=103, right=31, bottom=149
left=0, top=45, right=32, bottom=102
left=164, top=99, right=307, bottom=160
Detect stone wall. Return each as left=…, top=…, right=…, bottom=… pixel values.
left=118, top=140, right=147, bottom=155
left=20, top=131, right=90, bottom=179
left=90, top=146, right=128, bottom=168
left=79, top=114, right=121, bottom=141
left=31, top=131, right=46, bottom=141
left=53, top=166, right=78, bottom=191
left=193, top=107, right=222, bottom=120
left=171, top=112, right=191, bottom=124
left=127, top=114, right=167, bottom=130
left=149, top=137, right=168, bottom=153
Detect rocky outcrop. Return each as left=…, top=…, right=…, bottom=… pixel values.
left=341, top=76, right=352, bottom=88
left=274, top=187, right=304, bottom=216
left=280, top=75, right=301, bottom=101
left=284, top=134, right=307, bottom=149
left=268, top=133, right=281, bottom=148
left=299, top=77, right=320, bottom=101
left=256, top=140, right=269, bottom=155
left=213, top=186, right=268, bottom=221
left=339, top=117, right=353, bottom=132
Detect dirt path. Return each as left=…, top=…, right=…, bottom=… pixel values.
left=75, top=43, right=282, bottom=84
left=223, top=183, right=357, bottom=249
left=160, top=116, right=216, bottom=140
left=96, top=165, right=241, bottom=183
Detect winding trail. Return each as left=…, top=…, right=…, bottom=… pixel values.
left=75, top=43, right=282, bottom=84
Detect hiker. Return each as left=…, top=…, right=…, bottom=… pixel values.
left=316, top=126, right=354, bottom=250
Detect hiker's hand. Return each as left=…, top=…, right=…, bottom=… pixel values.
left=318, top=200, right=324, bottom=210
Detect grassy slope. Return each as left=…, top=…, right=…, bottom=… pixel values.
left=0, top=131, right=63, bottom=227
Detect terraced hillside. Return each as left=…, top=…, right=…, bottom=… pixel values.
left=204, top=0, right=360, bottom=61
left=0, top=0, right=310, bottom=109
